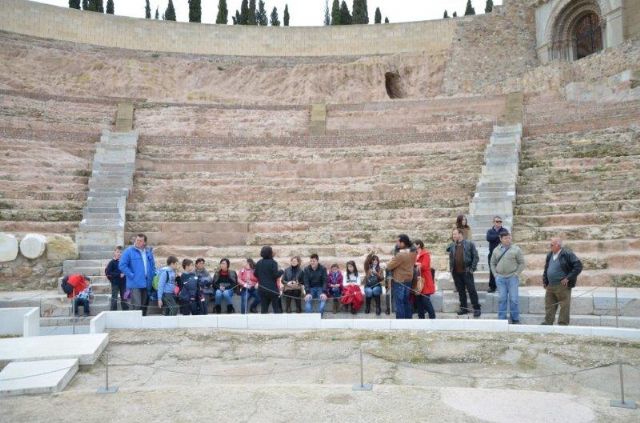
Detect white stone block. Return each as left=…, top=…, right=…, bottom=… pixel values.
left=0, top=334, right=108, bottom=365
left=90, top=312, right=107, bottom=334
left=23, top=307, right=39, bottom=337
left=177, top=315, right=218, bottom=329
left=320, top=319, right=354, bottom=329
left=591, top=327, right=640, bottom=341
left=105, top=310, right=142, bottom=329
left=350, top=319, right=392, bottom=330
left=247, top=314, right=288, bottom=330
left=459, top=319, right=508, bottom=332
left=140, top=316, right=178, bottom=329
left=286, top=314, right=322, bottom=329
left=508, top=325, right=550, bottom=335
left=552, top=326, right=594, bottom=336
left=0, top=359, right=79, bottom=396
left=19, top=234, right=47, bottom=259
left=217, top=315, right=248, bottom=329
left=0, top=233, right=19, bottom=262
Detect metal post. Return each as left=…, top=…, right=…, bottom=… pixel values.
left=352, top=347, right=372, bottom=391
left=610, top=362, right=637, bottom=409
left=97, top=352, right=118, bottom=394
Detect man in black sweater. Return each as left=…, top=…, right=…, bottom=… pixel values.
left=255, top=246, right=284, bottom=314
left=302, top=254, right=328, bottom=314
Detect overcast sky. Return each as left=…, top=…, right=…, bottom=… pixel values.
left=32, top=0, right=503, bottom=26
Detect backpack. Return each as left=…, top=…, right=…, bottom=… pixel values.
left=60, top=276, right=73, bottom=295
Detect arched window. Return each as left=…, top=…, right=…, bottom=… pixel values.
left=573, top=12, right=603, bottom=59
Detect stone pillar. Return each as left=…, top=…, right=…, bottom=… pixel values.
left=603, top=4, right=625, bottom=48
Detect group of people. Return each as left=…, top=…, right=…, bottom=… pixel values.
left=71, top=217, right=583, bottom=325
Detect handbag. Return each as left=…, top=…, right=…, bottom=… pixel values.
left=412, top=265, right=424, bottom=292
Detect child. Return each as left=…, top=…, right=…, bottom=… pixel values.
left=238, top=258, right=260, bottom=314
left=341, top=261, right=363, bottom=314
left=194, top=258, right=212, bottom=314
left=157, top=256, right=180, bottom=316
left=327, top=263, right=343, bottom=314
left=179, top=258, right=202, bottom=315
left=68, top=274, right=93, bottom=317
left=105, top=246, right=128, bottom=311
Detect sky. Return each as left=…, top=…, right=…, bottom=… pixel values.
left=32, top=0, right=503, bottom=26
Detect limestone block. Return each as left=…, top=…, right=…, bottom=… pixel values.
left=46, top=235, right=78, bottom=262
left=0, top=233, right=19, bottom=262
left=0, top=359, right=79, bottom=396
left=19, top=234, right=47, bottom=260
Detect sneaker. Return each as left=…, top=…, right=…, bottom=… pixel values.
left=456, top=309, right=468, bottom=316
left=473, top=309, right=481, bottom=318
left=511, top=320, right=520, bottom=324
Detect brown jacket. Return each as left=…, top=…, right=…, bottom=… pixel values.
left=387, top=250, right=417, bottom=282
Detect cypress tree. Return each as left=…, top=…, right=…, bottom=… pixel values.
left=452, top=11, right=457, bottom=17
left=283, top=4, right=290, bottom=26
left=82, top=0, right=88, bottom=10
left=69, top=0, right=81, bottom=9
left=485, top=0, right=493, bottom=13
left=239, top=0, right=248, bottom=24
left=339, top=1, right=351, bottom=25
left=270, top=7, right=280, bottom=26
left=155, top=6, right=159, bottom=19
left=384, top=16, right=389, bottom=23
left=189, top=0, right=201, bottom=22
left=351, top=0, right=361, bottom=24
left=324, top=0, right=330, bottom=26
left=331, top=0, right=340, bottom=25
left=106, top=0, right=113, bottom=14
left=357, top=0, right=369, bottom=24
left=464, top=0, right=476, bottom=16
left=443, top=10, right=449, bottom=18
left=374, top=7, right=381, bottom=24
left=216, top=0, right=228, bottom=24
left=165, top=0, right=176, bottom=21
left=257, top=1, right=268, bottom=25
left=248, top=0, right=257, bottom=25
left=145, top=0, right=150, bottom=18
left=232, top=11, right=239, bottom=24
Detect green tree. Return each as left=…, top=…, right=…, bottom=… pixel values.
left=443, top=10, right=449, bottom=18
left=352, top=0, right=368, bottom=24
left=464, top=0, right=476, bottom=16
left=331, top=0, right=340, bottom=25
left=283, top=4, right=290, bottom=26
left=384, top=16, right=389, bottom=23
left=164, top=0, right=176, bottom=21
left=216, top=0, right=229, bottom=24
left=155, top=6, right=159, bottom=19
left=239, top=0, right=249, bottom=24
left=270, top=6, right=280, bottom=26
left=69, top=0, right=81, bottom=9
left=256, top=0, right=268, bottom=25
left=189, top=0, right=201, bottom=22
left=485, top=0, right=493, bottom=13
left=87, top=0, right=102, bottom=12
left=82, top=0, right=88, bottom=10
left=248, top=0, right=257, bottom=24
left=106, top=0, right=113, bottom=14
left=452, top=11, right=457, bottom=17
left=374, top=7, right=381, bottom=24
left=339, top=1, right=351, bottom=25
left=324, top=0, right=330, bottom=25
left=145, top=0, right=150, bottom=18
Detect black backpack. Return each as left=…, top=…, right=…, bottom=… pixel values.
left=61, top=276, right=73, bottom=295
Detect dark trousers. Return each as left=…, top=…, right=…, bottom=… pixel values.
left=260, top=289, right=282, bottom=314
left=284, top=289, right=302, bottom=313
left=452, top=272, right=480, bottom=311
left=74, top=297, right=90, bottom=316
left=162, top=294, right=179, bottom=316
left=416, top=294, right=436, bottom=319
left=131, top=288, right=149, bottom=316
left=488, top=252, right=497, bottom=291
left=110, top=281, right=129, bottom=311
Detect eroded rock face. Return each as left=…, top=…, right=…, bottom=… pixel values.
left=46, top=235, right=78, bottom=262
left=19, top=233, right=47, bottom=259
left=0, top=233, right=19, bottom=262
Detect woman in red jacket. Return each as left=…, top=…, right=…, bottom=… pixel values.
left=415, top=240, right=436, bottom=319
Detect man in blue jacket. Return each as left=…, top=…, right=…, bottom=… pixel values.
left=119, top=233, right=156, bottom=315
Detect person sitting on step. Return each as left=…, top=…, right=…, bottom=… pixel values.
left=327, top=263, right=344, bottom=314
left=238, top=258, right=261, bottom=314
left=363, top=254, right=384, bottom=315
left=194, top=258, right=212, bottom=314
left=341, top=260, right=363, bottom=314
left=213, top=258, right=238, bottom=314
left=302, top=254, right=328, bottom=314
left=282, top=256, right=304, bottom=313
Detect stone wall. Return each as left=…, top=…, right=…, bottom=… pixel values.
left=0, top=0, right=456, bottom=57
left=625, top=0, right=640, bottom=39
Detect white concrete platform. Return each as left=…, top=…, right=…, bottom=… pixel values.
left=0, top=307, right=39, bottom=337
left=0, top=333, right=108, bottom=365
left=0, top=359, right=78, bottom=396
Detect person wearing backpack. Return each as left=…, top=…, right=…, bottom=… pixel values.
left=105, top=246, right=128, bottom=311
left=179, top=258, right=202, bottom=315
left=157, top=256, right=180, bottom=316
left=490, top=231, right=526, bottom=324
left=363, top=254, right=384, bottom=315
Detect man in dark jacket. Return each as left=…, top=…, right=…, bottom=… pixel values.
left=448, top=228, right=481, bottom=317
left=542, top=238, right=583, bottom=325
left=486, top=216, right=509, bottom=293
left=302, top=254, right=328, bottom=314
left=255, top=246, right=284, bottom=314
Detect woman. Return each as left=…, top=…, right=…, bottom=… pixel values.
left=282, top=256, right=304, bottom=313
left=456, top=214, right=472, bottom=240
left=327, top=263, right=343, bottom=314
left=254, top=245, right=284, bottom=314
left=415, top=239, right=436, bottom=319
left=363, top=254, right=384, bottom=315
left=213, top=258, right=238, bottom=314
left=341, top=260, right=364, bottom=314
left=238, top=258, right=260, bottom=314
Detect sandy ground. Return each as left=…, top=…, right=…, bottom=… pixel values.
left=1, top=329, right=639, bottom=422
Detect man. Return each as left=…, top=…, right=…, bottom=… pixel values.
left=542, top=238, right=583, bottom=326
left=386, top=234, right=417, bottom=319
left=119, top=233, right=156, bottom=315
left=486, top=216, right=508, bottom=293
left=490, top=231, right=525, bottom=324
left=302, top=254, right=328, bottom=314
left=447, top=228, right=481, bottom=317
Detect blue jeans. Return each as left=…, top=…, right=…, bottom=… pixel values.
left=305, top=287, right=326, bottom=314
left=240, top=288, right=261, bottom=314
left=364, top=286, right=382, bottom=297
left=496, top=275, right=520, bottom=321
left=393, top=281, right=412, bottom=319
left=215, top=289, right=234, bottom=306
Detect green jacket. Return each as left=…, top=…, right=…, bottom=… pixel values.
left=490, top=244, right=525, bottom=278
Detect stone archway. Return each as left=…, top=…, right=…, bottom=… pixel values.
left=549, top=0, right=604, bottom=60
left=574, top=12, right=603, bottom=59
